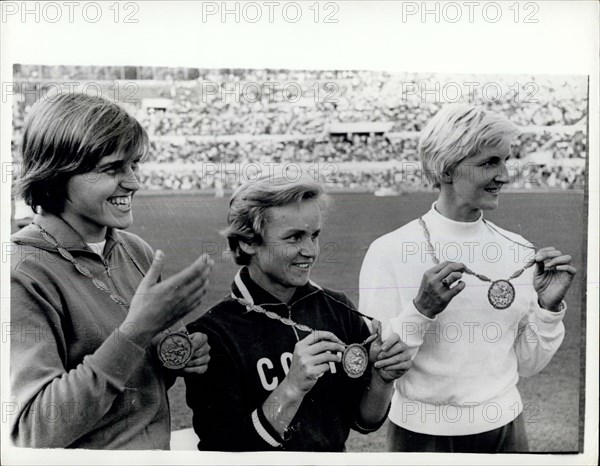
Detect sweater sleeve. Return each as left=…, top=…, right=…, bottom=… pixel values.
left=514, top=292, right=566, bottom=378
left=9, top=268, right=148, bottom=448
left=359, top=241, right=436, bottom=357
left=185, top=319, right=283, bottom=451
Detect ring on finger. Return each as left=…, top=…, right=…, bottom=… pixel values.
left=441, top=277, right=450, bottom=287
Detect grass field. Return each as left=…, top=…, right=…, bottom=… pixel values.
left=128, top=190, right=585, bottom=452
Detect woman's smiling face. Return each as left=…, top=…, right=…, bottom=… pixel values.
left=444, top=140, right=512, bottom=220
left=245, top=199, right=322, bottom=303
left=61, top=153, right=142, bottom=242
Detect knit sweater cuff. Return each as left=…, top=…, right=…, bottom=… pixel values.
left=535, top=301, right=567, bottom=323
left=84, top=329, right=147, bottom=389
left=385, top=299, right=437, bottom=350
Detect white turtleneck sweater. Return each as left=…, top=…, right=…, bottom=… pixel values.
left=359, top=203, right=565, bottom=436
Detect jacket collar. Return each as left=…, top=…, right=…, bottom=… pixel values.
left=12, top=212, right=122, bottom=255
left=231, top=267, right=322, bottom=309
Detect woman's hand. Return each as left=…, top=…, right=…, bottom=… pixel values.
left=179, top=332, right=211, bottom=375
left=121, top=250, right=214, bottom=347
left=533, top=247, right=576, bottom=312
left=368, top=320, right=412, bottom=383
left=413, top=261, right=466, bottom=318
left=280, top=331, right=345, bottom=401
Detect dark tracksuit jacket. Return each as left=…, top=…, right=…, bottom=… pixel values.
left=185, top=268, right=386, bottom=451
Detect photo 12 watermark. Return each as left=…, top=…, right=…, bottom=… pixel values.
left=400, top=80, right=540, bottom=104
left=200, top=80, right=340, bottom=105
left=3, top=80, right=140, bottom=105
left=200, top=1, right=340, bottom=23
left=400, top=1, right=540, bottom=24
left=399, top=400, right=541, bottom=424
left=397, top=320, right=540, bottom=345
left=1, top=320, right=139, bottom=345
left=1, top=1, right=140, bottom=24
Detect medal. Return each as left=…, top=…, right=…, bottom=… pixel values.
left=419, top=217, right=536, bottom=310
left=32, top=222, right=195, bottom=370
left=342, top=333, right=377, bottom=378
left=342, top=343, right=369, bottom=378
left=487, top=279, right=516, bottom=310
left=234, top=297, right=375, bottom=378
left=157, top=331, right=194, bottom=370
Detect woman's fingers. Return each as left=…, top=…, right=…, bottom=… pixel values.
left=435, top=262, right=466, bottom=279
left=186, top=354, right=211, bottom=367
left=139, top=250, right=165, bottom=289
left=376, top=341, right=410, bottom=366
left=379, top=333, right=399, bottom=353
left=310, top=351, right=342, bottom=367
left=447, top=280, right=466, bottom=297
left=158, top=254, right=212, bottom=292
left=555, top=265, right=577, bottom=275
left=378, top=361, right=412, bottom=373
left=303, top=340, right=345, bottom=356
left=543, top=254, right=573, bottom=270
left=440, top=271, right=463, bottom=288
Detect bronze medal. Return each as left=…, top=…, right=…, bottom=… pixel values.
left=487, top=279, right=516, bottom=310
left=157, top=332, right=193, bottom=369
left=342, top=343, right=369, bottom=378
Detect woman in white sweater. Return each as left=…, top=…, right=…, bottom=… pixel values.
left=358, top=104, right=576, bottom=452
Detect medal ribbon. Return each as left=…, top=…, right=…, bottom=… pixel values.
left=230, top=270, right=376, bottom=377
left=418, top=217, right=536, bottom=283
left=231, top=296, right=377, bottom=348
left=31, top=222, right=192, bottom=367
left=32, top=223, right=131, bottom=308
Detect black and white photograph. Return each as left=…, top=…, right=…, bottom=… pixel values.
left=1, top=2, right=598, bottom=465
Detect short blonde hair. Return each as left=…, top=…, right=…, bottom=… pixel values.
left=418, top=104, right=519, bottom=188
left=224, top=175, right=328, bottom=265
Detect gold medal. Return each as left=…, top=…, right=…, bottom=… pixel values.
left=342, top=343, right=369, bottom=378
left=157, top=331, right=193, bottom=370
left=488, top=279, right=516, bottom=310
left=419, top=218, right=537, bottom=311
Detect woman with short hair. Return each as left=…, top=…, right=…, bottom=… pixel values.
left=359, top=104, right=576, bottom=452
left=185, top=175, right=412, bottom=451
left=10, top=93, right=213, bottom=449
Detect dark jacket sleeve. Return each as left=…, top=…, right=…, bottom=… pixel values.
left=184, top=315, right=283, bottom=451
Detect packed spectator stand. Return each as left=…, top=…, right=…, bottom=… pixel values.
left=11, top=65, right=587, bottom=194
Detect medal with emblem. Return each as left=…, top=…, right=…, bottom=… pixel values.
left=342, top=343, right=369, bottom=378
left=157, top=331, right=193, bottom=370
left=488, top=279, right=516, bottom=310
left=30, top=222, right=196, bottom=370
left=233, top=297, right=378, bottom=379
left=419, top=218, right=537, bottom=311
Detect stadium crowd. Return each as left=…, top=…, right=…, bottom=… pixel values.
left=138, top=161, right=585, bottom=193
left=144, top=131, right=585, bottom=165
left=135, top=72, right=587, bottom=137
left=10, top=66, right=587, bottom=193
